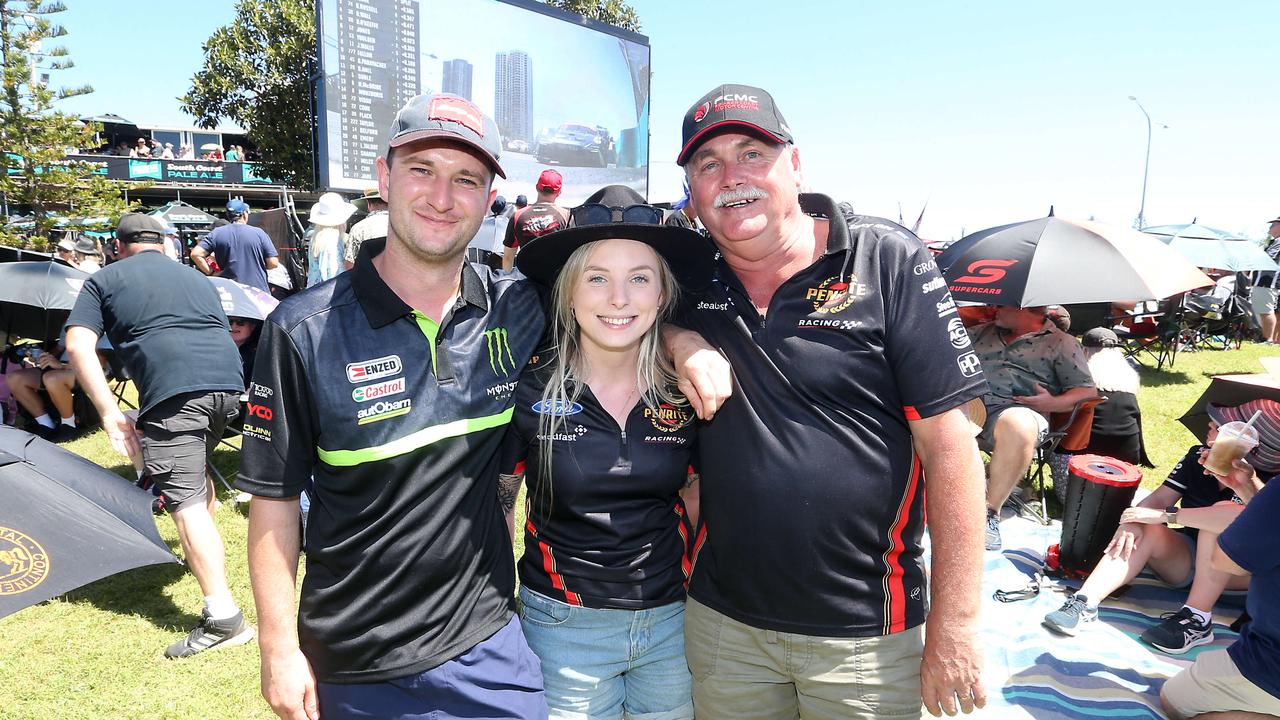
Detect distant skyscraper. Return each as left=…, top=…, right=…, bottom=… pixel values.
left=495, top=50, right=532, bottom=143
left=443, top=59, right=473, bottom=101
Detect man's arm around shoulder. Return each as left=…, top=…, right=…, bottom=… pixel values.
left=911, top=407, right=987, bottom=717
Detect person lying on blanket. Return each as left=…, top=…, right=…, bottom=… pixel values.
left=1042, top=399, right=1278, bottom=654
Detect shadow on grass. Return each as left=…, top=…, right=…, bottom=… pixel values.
left=1135, top=367, right=1193, bottom=387
left=63, top=558, right=198, bottom=632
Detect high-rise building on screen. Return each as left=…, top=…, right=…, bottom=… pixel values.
left=442, top=59, right=473, bottom=101
left=494, top=50, right=531, bottom=143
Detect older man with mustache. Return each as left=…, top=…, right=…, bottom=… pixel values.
left=670, top=84, right=989, bottom=719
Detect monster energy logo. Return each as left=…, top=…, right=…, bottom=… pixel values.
left=483, top=327, right=517, bottom=376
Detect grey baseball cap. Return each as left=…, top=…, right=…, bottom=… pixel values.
left=386, top=93, right=505, bottom=178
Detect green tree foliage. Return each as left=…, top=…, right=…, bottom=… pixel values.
left=0, top=0, right=132, bottom=250
left=181, top=0, right=316, bottom=190
left=545, top=0, right=641, bottom=32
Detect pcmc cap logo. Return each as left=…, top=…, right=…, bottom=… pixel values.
left=0, top=527, right=50, bottom=596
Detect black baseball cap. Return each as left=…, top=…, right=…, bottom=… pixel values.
left=677, top=84, right=794, bottom=166
left=386, top=92, right=505, bottom=178
left=115, top=213, right=165, bottom=244
left=516, top=185, right=716, bottom=291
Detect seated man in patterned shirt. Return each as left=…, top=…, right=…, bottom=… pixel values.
left=969, top=305, right=1097, bottom=549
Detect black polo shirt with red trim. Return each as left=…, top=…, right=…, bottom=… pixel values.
left=236, top=239, right=546, bottom=683
left=677, top=194, right=987, bottom=637
left=499, top=360, right=696, bottom=610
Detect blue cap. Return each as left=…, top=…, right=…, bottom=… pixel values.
left=227, top=199, right=250, bottom=213
left=673, top=181, right=691, bottom=210
left=163, top=224, right=178, bottom=235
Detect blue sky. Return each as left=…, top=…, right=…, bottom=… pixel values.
left=52, top=0, right=1280, bottom=240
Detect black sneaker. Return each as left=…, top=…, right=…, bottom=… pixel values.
left=985, top=509, right=1002, bottom=551
left=1140, top=607, right=1213, bottom=654
left=29, top=424, right=56, bottom=441
left=1043, top=594, right=1097, bottom=636
left=47, top=424, right=78, bottom=443
left=164, top=610, right=255, bottom=659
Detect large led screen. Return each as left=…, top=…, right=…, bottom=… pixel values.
left=318, top=0, right=651, bottom=205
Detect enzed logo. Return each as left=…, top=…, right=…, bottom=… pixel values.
left=346, top=355, right=402, bottom=384
left=483, top=327, right=517, bottom=377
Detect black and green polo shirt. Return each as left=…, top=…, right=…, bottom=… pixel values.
left=237, top=239, right=546, bottom=683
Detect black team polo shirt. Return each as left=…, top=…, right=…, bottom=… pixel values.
left=500, top=360, right=697, bottom=610
left=237, top=239, right=546, bottom=683
left=678, top=194, right=987, bottom=638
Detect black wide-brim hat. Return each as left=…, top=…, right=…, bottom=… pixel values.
left=516, top=185, right=717, bottom=291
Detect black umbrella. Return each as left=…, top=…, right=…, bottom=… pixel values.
left=0, top=261, right=90, bottom=343
left=207, top=277, right=279, bottom=321
left=0, top=427, right=177, bottom=619
left=1178, top=373, right=1280, bottom=443
left=936, top=215, right=1211, bottom=307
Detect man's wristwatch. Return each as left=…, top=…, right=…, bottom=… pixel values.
left=1163, top=505, right=1179, bottom=525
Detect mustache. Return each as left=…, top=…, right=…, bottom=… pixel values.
left=713, top=186, right=768, bottom=208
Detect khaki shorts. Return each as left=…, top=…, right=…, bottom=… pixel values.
left=1161, top=648, right=1280, bottom=718
left=684, top=597, right=924, bottom=720
left=976, top=405, right=1049, bottom=452
left=1251, top=285, right=1278, bottom=316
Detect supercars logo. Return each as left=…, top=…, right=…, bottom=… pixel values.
left=644, top=403, right=693, bottom=433
left=352, top=377, right=405, bottom=403
left=952, top=259, right=1017, bottom=285
left=947, top=317, right=972, bottom=349
left=805, top=276, right=868, bottom=315
left=0, top=527, right=49, bottom=596
left=693, top=101, right=712, bottom=123
left=532, top=399, right=584, bottom=417
left=346, top=355, right=402, bottom=384
left=484, top=327, right=517, bottom=377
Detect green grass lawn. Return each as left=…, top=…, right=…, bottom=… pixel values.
left=0, top=342, right=1272, bottom=718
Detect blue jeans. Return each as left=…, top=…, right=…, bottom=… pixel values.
left=317, top=616, right=547, bottom=719
left=518, top=587, right=693, bottom=720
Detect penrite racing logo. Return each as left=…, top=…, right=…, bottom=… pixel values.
left=0, top=527, right=49, bottom=596
left=805, top=275, right=869, bottom=315
left=483, top=327, right=517, bottom=377
left=352, top=377, right=406, bottom=403
left=357, top=398, right=412, bottom=425
left=346, top=355, right=402, bottom=384
left=644, top=403, right=693, bottom=433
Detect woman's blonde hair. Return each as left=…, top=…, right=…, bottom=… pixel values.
left=533, top=239, right=684, bottom=510
left=1085, top=346, right=1139, bottom=395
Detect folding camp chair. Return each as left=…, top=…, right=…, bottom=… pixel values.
left=1117, top=295, right=1186, bottom=369
left=1010, top=396, right=1105, bottom=525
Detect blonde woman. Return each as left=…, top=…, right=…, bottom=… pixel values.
left=305, top=192, right=356, bottom=286
left=497, top=185, right=716, bottom=720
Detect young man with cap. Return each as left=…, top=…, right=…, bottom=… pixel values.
left=670, top=84, right=988, bottom=719
left=502, top=168, right=569, bottom=271
left=238, top=92, right=549, bottom=720
left=191, top=199, right=279, bottom=292
left=65, top=212, right=252, bottom=658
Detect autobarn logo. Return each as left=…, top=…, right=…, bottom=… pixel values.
left=806, top=276, right=869, bottom=315
left=644, top=403, right=693, bottom=433
left=0, top=526, right=49, bottom=596
left=947, top=317, right=971, bottom=349
left=357, top=398, right=412, bottom=425
left=346, top=355, right=402, bottom=384
left=352, top=377, right=406, bottom=403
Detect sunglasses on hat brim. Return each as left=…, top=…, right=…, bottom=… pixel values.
left=571, top=203, right=665, bottom=227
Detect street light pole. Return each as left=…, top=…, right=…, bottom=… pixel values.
left=1128, top=95, right=1152, bottom=229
